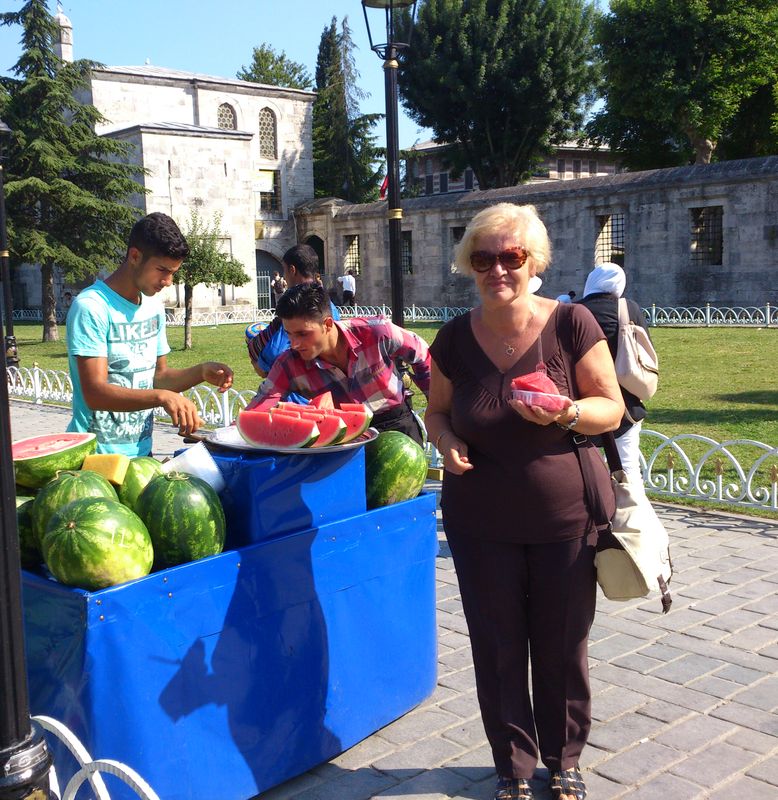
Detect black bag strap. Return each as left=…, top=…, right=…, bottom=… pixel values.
left=570, top=432, right=612, bottom=530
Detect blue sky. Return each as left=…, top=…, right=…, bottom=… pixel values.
left=0, top=0, right=433, bottom=150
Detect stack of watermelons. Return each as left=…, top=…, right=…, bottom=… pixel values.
left=11, top=432, right=226, bottom=591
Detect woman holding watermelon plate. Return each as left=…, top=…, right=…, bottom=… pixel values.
left=425, top=203, right=624, bottom=800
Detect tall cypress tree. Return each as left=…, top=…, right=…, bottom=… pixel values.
left=0, top=0, right=143, bottom=341
left=312, top=16, right=382, bottom=203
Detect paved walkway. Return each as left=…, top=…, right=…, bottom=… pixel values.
left=9, top=402, right=778, bottom=800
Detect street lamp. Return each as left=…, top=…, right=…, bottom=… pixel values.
left=0, top=118, right=19, bottom=368
left=362, top=0, right=417, bottom=328
left=0, top=120, right=52, bottom=796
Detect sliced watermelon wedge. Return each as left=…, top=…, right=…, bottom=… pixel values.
left=330, top=407, right=373, bottom=444
left=298, top=410, right=347, bottom=447
left=13, top=432, right=97, bottom=489
left=310, top=391, right=335, bottom=410
left=237, top=410, right=319, bottom=448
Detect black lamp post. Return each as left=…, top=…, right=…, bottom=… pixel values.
left=362, top=0, right=417, bottom=328
left=0, top=118, right=19, bottom=368
left=0, top=115, right=51, bottom=799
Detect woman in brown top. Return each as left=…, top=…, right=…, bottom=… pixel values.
left=425, top=203, right=623, bottom=800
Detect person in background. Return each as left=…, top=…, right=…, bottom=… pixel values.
left=425, top=202, right=623, bottom=800
left=576, top=262, right=651, bottom=487
left=247, top=283, right=430, bottom=445
left=270, top=270, right=287, bottom=309
left=337, top=269, right=356, bottom=307
left=245, top=244, right=340, bottom=379
left=555, top=289, right=576, bottom=304
left=66, top=212, right=233, bottom=455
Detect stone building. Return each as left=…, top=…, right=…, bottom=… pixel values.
left=296, top=156, right=778, bottom=309
left=15, top=8, right=315, bottom=312
left=405, top=139, right=620, bottom=195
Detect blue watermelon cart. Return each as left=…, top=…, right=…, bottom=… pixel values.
left=22, top=436, right=438, bottom=800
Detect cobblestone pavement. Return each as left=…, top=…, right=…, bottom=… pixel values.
left=9, top=402, right=778, bottom=800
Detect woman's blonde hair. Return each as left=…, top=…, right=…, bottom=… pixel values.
left=453, top=203, right=551, bottom=277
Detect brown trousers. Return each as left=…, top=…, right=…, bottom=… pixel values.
left=446, top=531, right=597, bottom=778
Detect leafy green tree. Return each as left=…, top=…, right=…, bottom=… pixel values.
left=176, top=210, right=250, bottom=349
left=0, top=0, right=144, bottom=341
left=236, top=44, right=312, bottom=90
left=397, top=0, right=599, bottom=189
left=590, top=0, right=778, bottom=165
left=312, top=16, right=383, bottom=202
left=716, top=81, right=778, bottom=161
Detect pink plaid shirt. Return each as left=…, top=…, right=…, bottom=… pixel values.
left=246, top=317, right=431, bottom=412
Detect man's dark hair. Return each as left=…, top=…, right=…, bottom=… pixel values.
left=282, top=244, right=319, bottom=279
left=276, top=283, right=331, bottom=322
left=127, top=213, right=189, bottom=261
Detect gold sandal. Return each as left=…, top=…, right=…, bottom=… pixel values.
left=494, top=776, right=534, bottom=800
left=549, top=765, right=586, bottom=800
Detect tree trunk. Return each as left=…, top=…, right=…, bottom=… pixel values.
left=692, top=136, right=715, bottom=165
left=184, top=283, right=193, bottom=350
left=41, top=261, right=59, bottom=342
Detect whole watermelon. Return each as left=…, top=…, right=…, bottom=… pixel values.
left=365, top=431, right=428, bottom=509
left=31, top=470, right=118, bottom=547
left=118, top=456, right=164, bottom=512
left=41, top=497, right=154, bottom=591
left=16, top=496, right=40, bottom=569
left=136, top=472, right=226, bottom=568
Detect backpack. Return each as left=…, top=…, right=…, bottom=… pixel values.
left=614, top=298, right=659, bottom=401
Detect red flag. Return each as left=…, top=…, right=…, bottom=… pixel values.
left=379, top=174, right=389, bottom=200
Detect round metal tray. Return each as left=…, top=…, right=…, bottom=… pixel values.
left=204, top=425, right=378, bottom=454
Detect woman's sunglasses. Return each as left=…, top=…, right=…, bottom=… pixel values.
left=469, top=247, right=528, bottom=273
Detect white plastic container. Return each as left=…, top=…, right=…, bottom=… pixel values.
left=162, top=441, right=226, bottom=493
left=511, top=390, right=572, bottom=413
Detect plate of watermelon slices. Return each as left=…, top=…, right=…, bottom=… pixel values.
left=204, top=425, right=378, bottom=454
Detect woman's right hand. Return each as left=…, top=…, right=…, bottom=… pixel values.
left=438, top=432, right=474, bottom=475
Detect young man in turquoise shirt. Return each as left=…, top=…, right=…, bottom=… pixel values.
left=66, top=212, right=233, bottom=455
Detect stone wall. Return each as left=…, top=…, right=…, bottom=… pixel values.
left=296, top=157, right=778, bottom=309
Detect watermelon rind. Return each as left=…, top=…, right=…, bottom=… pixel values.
left=118, top=456, right=164, bottom=512
left=136, top=472, right=226, bottom=568
left=31, top=470, right=119, bottom=548
left=42, top=497, right=154, bottom=591
left=365, top=431, right=428, bottom=509
left=13, top=433, right=97, bottom=489
left=237, top=410, right=320, bottom=448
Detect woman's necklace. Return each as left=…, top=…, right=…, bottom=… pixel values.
left=501, top=305, right=536, bottom=356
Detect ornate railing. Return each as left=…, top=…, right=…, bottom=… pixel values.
left=645, top=303, right=777, bottom=327
left=639, top=431, right=778, bottom=511
left=12, top=303, right=776, bottom=327
left=8, top=366, right=778, bottom=513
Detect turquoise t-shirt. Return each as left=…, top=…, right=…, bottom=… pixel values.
left=66, top=280, right=171, bottom=456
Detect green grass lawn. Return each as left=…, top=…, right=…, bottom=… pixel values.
left=10, top=321, right=778, bottom=447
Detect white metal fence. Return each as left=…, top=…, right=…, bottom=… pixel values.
left=13, top=303, right=778, bottom=327
left=7, top=365, right=778, bottom=513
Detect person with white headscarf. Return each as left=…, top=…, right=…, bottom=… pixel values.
left=576, top=262, right=652, bottom=487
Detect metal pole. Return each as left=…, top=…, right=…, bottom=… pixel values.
left=0, top=338, right=52, bottom=799
left=384, top=51, right=404, bottom=328
left=0, top=144, right=51, bottom=799
left=0, top=164, right=19, bottom=369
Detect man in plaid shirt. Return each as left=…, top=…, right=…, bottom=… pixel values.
left=246, top=283, right=430, bottom=445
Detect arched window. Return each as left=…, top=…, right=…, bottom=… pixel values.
left=217, top=103, right=237, bottom=130
left=258, top=108, right=277, bottom=160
